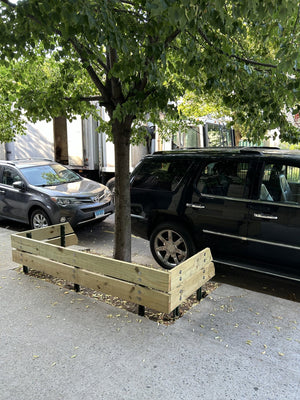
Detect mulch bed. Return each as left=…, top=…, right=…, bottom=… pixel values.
left=23, top=265, right=218, bottom=324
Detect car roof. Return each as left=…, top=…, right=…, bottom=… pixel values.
left=0, top=159, right=56, bottom=168
left=151, top=147, right=300, bottom=161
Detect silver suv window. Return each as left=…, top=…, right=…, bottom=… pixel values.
left=1, top=167, right=22, bottom=186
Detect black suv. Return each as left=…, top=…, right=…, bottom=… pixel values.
left=130, top=148, right=300, bottom=281
left=0, top=159, right=114, bottom=229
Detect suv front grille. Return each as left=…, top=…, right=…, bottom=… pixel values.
left=82, top=202, right=110, bottom=213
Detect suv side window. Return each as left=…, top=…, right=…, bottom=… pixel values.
left=131, top=159, right=190, bottom=191
left=260, top=162, right=300, bottom=204
left=196, top=160, right=250, bottom=198
left=1, top=167, right=22, bottom=186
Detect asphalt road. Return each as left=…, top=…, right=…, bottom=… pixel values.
left=1, top=215, right=299, bottom=302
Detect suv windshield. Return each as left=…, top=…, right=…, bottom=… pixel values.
left=20, top=164, right=81, bottom=186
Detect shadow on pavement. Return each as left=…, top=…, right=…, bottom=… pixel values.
left=214, top=263, right=300, bottom=303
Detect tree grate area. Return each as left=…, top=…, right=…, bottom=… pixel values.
left=18, top=267, right=219, bottom=325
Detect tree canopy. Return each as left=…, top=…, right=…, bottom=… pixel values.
left=1, top=0, right=300, bottom=261
left=1, top=1, right=300, bottom=141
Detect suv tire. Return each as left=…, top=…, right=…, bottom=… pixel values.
left=30, top=209, right=51, bottom=229
left=150, top=222, right=196, bottom=269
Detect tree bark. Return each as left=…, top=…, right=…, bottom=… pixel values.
left=112, top=119, right=132, bottom=262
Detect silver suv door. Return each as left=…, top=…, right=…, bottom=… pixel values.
left=0, top=166, right=29, bottom=223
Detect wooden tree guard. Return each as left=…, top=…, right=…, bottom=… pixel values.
left=11, top=223, right=215, bottom=315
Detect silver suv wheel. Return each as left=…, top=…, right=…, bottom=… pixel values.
left=30, top=209, right=50, bottom=229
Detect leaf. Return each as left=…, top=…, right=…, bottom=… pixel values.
left=275, top=326, right=281, bottom=331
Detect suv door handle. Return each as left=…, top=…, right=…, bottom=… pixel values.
left=254, top=213, right=278, bottom=220
left=0, top=189, right=5, bottom=194
left=186, top=203, right=205, bottom=209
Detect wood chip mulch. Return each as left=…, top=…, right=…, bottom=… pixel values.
left=20, top=265, right=219, bottom=325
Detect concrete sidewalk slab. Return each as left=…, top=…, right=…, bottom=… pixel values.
left=1, top=268, right=299, bottom=400
left=0, top=227, right=19, bottom=271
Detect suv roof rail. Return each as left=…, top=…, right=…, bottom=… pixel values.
left=153, top=146, right=281, bottom=156
left=241, top=146, right=280, bottom=149
left=13, top=158, right=54, bottom=161
left=239, top=146, right=280, bottom=155
left=4, top=158, right=54, bottom=165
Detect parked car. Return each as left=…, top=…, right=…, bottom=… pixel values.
left=130, top=147, right=300, bottom=281
left=0, top=159, right=114, bottom=229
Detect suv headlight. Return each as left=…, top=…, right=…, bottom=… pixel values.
left=51, top=197, right=81, bottom=206
left=104, top=188, right=111, bottom=197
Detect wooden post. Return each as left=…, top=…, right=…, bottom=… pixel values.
left=60, top=224, right=79, bottom=292
left=138, top=305, right=145, bottom=317
left=74, top=283, right=80, bottom=292
left=197, top=287, right=202, bottom=301
left=23, top=233, right=31, bottom=274
left=60, top=225, right=65, bottom=247
left=172, top=307, right=179, bottom=318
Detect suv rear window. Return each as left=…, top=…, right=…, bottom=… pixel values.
left=260, top=162, right=300, bottom=203
left=196, top=160, right=250, bottom=198
left=131, top=159, right=191, bottom=191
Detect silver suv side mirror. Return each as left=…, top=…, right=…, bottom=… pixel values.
left=13, top=181, right=26, bottom=192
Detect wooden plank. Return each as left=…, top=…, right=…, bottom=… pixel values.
left=77, top=268, right=170, bottom=313
left=16, top=223, right=75, bottom=241
left=169, top=261, right=215, bottom=311
left=11, top=235, right=170, bottom=292
left=169, top=248, right=213, bottom=291
left=45, top=234, right=78, bottom=246
left=12, top=249, right=77, bottom=282
left=11, top=225, right=215, bottom=314
left=12, top=250, right=171, bottom=313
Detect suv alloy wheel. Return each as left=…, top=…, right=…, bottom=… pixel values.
left=30, top=209, right=51, bottom=229
left=150, top=222, right=196, bottom=269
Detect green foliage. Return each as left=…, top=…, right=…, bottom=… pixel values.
left=0, top=0, right=299, bottom=144
left=280, top=142, right=300, bottom=150
left=0, top=64, right=26, bottom=142
left=178, top=91, right=232, bottom=122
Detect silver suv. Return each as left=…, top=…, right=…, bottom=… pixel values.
left=0, top=159, right=114, bottom=228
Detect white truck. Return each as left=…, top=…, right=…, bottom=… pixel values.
left=1, top=108, right=235, bottom=189
left=1, top=111, right=150, bottom=186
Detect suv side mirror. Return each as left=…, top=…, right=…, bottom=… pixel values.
left=13, top=181, right=26, bottom=192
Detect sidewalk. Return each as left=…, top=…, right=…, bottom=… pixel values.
left=0, top=225, right=19, bottom=271
left=1, top=265, right=299, bottom=400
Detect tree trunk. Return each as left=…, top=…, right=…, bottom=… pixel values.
left=112, top=119, right=132, bottom=262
